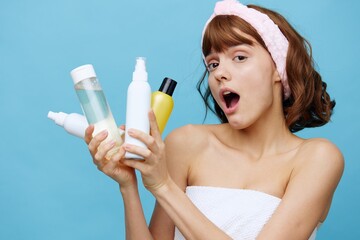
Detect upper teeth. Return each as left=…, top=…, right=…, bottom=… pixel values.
left=223, top=91, right=231, bottom=95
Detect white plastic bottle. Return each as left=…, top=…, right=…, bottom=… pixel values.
left=71, top=64, right=123, bottom=157
left=48, top=111, right=88, bottom=138
left=125, top=57, right=151, bottom=159
left=48, top=111, right=125, bottom=140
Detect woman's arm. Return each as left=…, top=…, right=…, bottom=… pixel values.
left=256, top=139, right=344, bottom=240
left=85, top=126, right=154, bottom=240
left=123, top=114, right=232, bottom=240
left=152, top=178, right=232, bottom=240
left=120, top=182, right=154, bottom=240
left=148, top=125, right=190, bottom=239
left=150, top=124, right=233, bottom=239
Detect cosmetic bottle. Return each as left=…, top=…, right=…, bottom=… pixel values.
left=48, top=111, right=88, bottom=138
left=151, top=77, right=177, bottom=134
left=48, top=111, right=125, bottom=139
left=125, top=57, right=151, bottom=159
left=71, top=64, right=122, bottom=157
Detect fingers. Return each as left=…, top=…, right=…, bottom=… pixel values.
left=100, top=146, right=126, bottom=173
left=122, top=158, right=144, bottom=172
left=93, top=140, right=125, bottom=170
left=94, top=140, right=116, bottom=163
left=118, top=125, right=126, bottom=141
left=121, top=111, right=164, bottom=167
left=127, top=129, right=160, bottom=154
left=122, top=110, right=162, bottom=154
left=124, top=143, right=152, bottom=160
left=149, top=110, right=162, bottom=141
left=120, top=113, right=168, bottom=193
left=84, top=125, right=94, bottom=144
left=110, top=146, right=126, bottom=162
left=88, top=130, right=108, bottom=156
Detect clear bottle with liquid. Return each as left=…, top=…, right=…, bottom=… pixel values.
left=70, top=64, right=122, bottom=157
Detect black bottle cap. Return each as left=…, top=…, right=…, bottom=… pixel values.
left=159, top=77, right=177, bottom=96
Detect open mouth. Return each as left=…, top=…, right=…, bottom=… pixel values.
left=223, top=91, right=240, bottom=109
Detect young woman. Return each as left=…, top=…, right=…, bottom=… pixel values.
left=85, top=0, right=344, bottom=239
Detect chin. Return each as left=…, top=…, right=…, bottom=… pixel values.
left=226, top=116, right=250, bottom=130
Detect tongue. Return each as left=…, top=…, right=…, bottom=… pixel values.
left=225, top=93, right=240, bottom=108
left=229, top=95, right=239, bottom=108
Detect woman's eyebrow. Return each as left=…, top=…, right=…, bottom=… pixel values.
left=205, top=51, right=217, bottom=60
left=228, top=43, right=253, bottom=50
left=204, top=43, right=254, bottom=59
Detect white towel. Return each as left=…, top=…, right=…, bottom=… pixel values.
left=174, top=186, right=317, bottom=240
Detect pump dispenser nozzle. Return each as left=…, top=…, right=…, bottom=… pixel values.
left=48, top=111, right=67, bottom=126
left=135, top=57, right=146, bottom=71
left=133, top=57, right=148, bottom=82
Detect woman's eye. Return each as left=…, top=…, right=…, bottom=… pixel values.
left=234, top=55, right=247, bottom=62
left=207, top=62, right=219, bottom=71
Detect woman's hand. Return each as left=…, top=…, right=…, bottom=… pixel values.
left=122, top=110, right=170, bottom=194
left=84, top=125, right=137, bottom=189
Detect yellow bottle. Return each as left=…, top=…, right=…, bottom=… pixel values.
left=151, top=78, right=177, bottom=134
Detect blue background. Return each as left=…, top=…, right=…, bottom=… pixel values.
left=1, top=0, right=359, bottom=239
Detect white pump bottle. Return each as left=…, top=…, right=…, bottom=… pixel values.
left=48, top=111, right=88, bottom=138
left=124, top=57, right=151, bottom=159
left=48, top=111, right=124, bottom=139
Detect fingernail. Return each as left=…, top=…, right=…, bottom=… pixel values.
left=127, top=129, right=134, bottom=135
left=107, top=140, right=116, bottom=147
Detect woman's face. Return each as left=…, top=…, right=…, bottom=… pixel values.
left=205, top=35, right=281, bottom=129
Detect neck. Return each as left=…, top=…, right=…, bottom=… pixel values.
left=242, top=115, right=292, bottom=156
left=226, top=96, right=299, bottom=159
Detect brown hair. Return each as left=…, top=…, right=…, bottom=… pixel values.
left=197, top=5, right=335, bottom=132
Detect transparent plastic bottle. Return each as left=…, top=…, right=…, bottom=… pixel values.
left=125, top=57, right=151, bottom=159
left=70, top=64, right=122, bottom=157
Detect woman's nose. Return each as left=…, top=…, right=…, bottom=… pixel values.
left=214, top=64, right=231, bottom=82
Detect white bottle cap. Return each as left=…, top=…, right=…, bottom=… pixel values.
left=48, top=111, right=67, bottom=126
left=70, top=64, right=96, bottom=85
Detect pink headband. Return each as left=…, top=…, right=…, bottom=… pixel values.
left=202, top=0, right=291, bottom=99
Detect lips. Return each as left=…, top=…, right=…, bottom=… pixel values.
left=220, top=88, right=240, bottom=114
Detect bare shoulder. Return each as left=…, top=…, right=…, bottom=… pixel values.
left=163, top=124, right=218, bottom=189
left=294, top=138, right=344, bottom=183
left=298, top=138, right=344, bottom=166
left=164, top=124, right=216, bottom=157
left=263, top=138, right=345, bottom=233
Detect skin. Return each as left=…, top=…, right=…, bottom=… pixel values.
left=84, top=33, right=344, bottom=240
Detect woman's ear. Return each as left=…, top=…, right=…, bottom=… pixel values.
left=273, top=70, right=282, bottom=83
